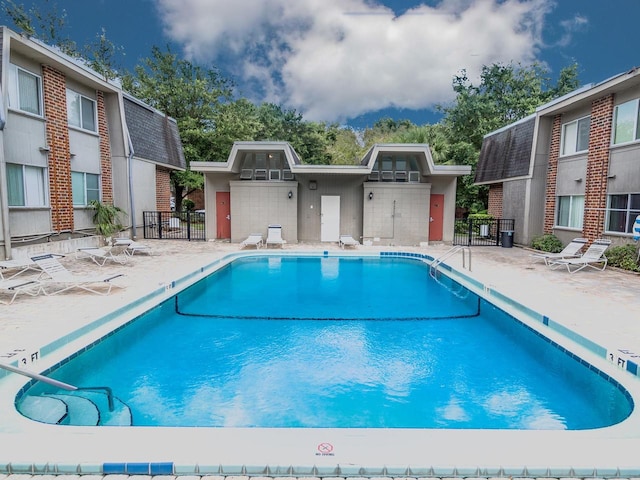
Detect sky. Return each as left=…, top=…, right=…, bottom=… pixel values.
left=1, top=0, right=639, bottom=129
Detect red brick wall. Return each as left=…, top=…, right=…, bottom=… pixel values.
left=543, top=115, right=562, bottom=233
left=156, top=168, right=172, bottom=211
left=487, top=184, right=503, bottom=218
left=583, top=94, right=614, bottom=241
left=42, top=65, right=73, bottom=231
left=97, top=91, right=113, bottom=204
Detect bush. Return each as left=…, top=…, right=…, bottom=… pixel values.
left=606, top=244, right=640, bottom=272
left=530, top=234, right=563, bottom=253
left=182, top=199, right=195, bottom=211
left=468, top=213, right=493, bottom=221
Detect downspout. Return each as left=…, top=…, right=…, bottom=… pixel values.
left=127, top=132, right=137, bottom=239
left=0, top=87, right=12, bottom=259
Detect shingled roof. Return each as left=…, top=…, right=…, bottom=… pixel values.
left=475, top=115, right=535, bottom=184
left=123, top=95, right=186, bottom=170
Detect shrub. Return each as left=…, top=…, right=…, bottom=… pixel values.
left=530, top=234, right=563, bottom=253
left=606, top=244, right=640, bottom=272
left=182, top=199, right=195, bottom=211
left=468, top=213, right=493, bottom=221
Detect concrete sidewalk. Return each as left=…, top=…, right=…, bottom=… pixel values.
left=1, top=239, right=640, bottom=370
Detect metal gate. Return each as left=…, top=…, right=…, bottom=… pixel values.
left=143, top=211, right=205, bottom=241
left=453, top=218, right=515, bottom=246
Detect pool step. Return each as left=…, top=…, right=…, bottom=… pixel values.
left=20, top=395, right=68, bottom=424
left=19, top=392, right=133, bottom=426
left=47, top=393, right=100, bottom=426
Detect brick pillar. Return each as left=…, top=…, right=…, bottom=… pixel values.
left=42, top=65, right=73, bottom=232
left=543, top=115, right=562, bottom=233
left=97, top=91, right=113, bottom=204
left=583, top=94, right=614, bottom=241
left=156, top=168, right=172, bottom=211
left=487, top=184, right=503, bottom=218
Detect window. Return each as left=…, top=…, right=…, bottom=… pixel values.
left=72, top=172, right=100, bottom=206
left=67, top=90, right=97, bottom=131
left=606, top=193, right=640, bottom=233
left=6, top=163, right=46, bottom=206
left=9, top=65, right=42, bottom=115
left=556, top=195, right=584, bottom=229
left=561, top=116, right=590, bottom=155
left=613, top=99, right=640, bottom=144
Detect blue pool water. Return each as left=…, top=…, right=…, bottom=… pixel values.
left=18, top=256, right=633, bottom=429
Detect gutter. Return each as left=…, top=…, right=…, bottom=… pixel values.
left=127, top=132, right=137, bottom=239
left=0, top=86, right=12, bottom=259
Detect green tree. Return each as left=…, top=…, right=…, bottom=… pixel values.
left=124, top=45, right=234, bottom=210
left=84, top=27, right=124, bottom=81
left=2, top=0, right=77, bottom=55
left=438, top=61, right=580, bottom=211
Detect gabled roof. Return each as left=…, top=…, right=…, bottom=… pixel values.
left=475, top=115, right=535, bottom=184
left=123, top=94, right=186, bottom=170
left=191, top=141, right=471, bottom=177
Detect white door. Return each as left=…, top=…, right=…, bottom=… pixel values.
left=321, top=195, right=340, bottom=242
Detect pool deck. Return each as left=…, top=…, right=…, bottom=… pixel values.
left=1, top=240, right=640, bottom=478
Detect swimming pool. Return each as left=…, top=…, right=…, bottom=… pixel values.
left=2, top=250, right=640, bottom=476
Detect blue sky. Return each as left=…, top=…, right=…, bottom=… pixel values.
left=1, top=0, right=639, bottom=128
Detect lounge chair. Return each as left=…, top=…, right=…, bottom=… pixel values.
left=339, top=235, right=359, bottom=249
left=76, top=246, right=129, bottom=266
left=549, top=239, right=611, bottom=273
left=266, top=225, right=286, bottom=248
left=0, top=278, right=41, bottom=305
left=0, top=258, right=41, bottom=280
left=31, top=254, right=124, bottom=296
left=240, top=234, right=263, bottom=249
left=112, top=238, right=153, bottom=256
left=530, top=237, right=588, bottom=265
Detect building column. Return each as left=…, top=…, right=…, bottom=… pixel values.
left=42, top=65, right=73, bottom=232
left=97, top=91, right=113, bottom=204
left=583, top=94, right=614, bottom=241
left=543, top=115, right=561, bottom=234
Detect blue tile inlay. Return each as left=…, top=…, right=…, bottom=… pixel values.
left=150, top=462, right=174, bottom=475
left=102, top=462, right=126, bottom=474
left=126, top=462, right=150, bottom=474
left=627, top=360, right=638, bottom=376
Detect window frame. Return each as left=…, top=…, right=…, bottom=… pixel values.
left=605, top=193, right=640, bottom=235
left=560, top=115, right=590, bottom=156
left=66, top=89, right=97, bottom=132
left=9, top=64, right=43, bottom=116
left=72, top=171, right=101, bottom=206
left=6, top=163, right=48, bottom=207
left=555, top=195, right=584, bottom=229
left=612, top=99, right=640, bottom=145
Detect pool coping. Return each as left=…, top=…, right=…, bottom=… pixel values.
left=2, top=250, right=640, bottom=476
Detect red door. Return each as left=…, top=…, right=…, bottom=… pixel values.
left=429, top=194, right=444, bottom=241
left=216, top=192, right=231, bottom=239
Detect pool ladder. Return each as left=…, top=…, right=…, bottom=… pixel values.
left=429, top=245, right=471, bottom=278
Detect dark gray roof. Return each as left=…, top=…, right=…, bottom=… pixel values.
left=475, top=116, right=535, bottom=184
left=123, top=96, right=186, bottom=170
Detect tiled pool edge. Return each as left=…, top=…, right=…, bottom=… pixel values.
left=2, top=250, right=640, bottom=477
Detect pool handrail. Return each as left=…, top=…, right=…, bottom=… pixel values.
left=0, top=361, right=115, bottom=411
left=430, top=245, right=471, bottom=276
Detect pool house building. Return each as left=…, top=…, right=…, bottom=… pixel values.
left=192, top=142, right=471, bottom=246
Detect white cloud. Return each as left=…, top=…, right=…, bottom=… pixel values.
left=156, top=0, right=554, bottom=123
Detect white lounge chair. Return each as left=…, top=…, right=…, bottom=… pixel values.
left=0, top=278, right=41, bottom=305
left=240, top=234, right=263, bottom=249
left=530, top=237, right=588, bottom=265
left=112, top=238, right=153, bottom=256
left=339, top=235, right=359, bottom=249
left=76, top=247, right=129, bottom=266
left=31, top=254, right=124, bottom=296
left=549, top=239, right=611, bottom=273
left=266, top=225, right=286, bottom=248
left=0, top=258, right=41, bottom=280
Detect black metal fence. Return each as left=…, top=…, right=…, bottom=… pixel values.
left=453, top=218, right=515, bottom=246
left=143, top=211, right=206, bottom=241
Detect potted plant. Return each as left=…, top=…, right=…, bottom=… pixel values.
left=89, top=200, right=125, bottom=244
